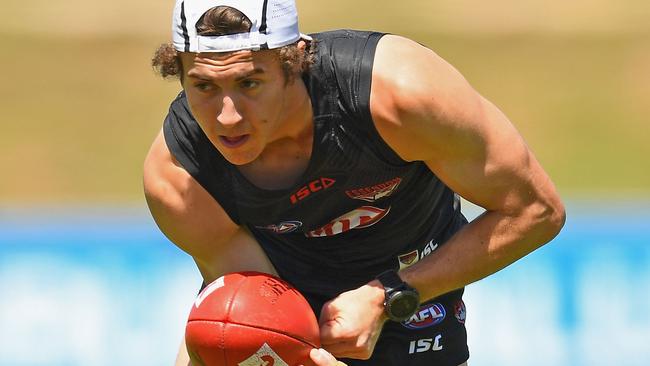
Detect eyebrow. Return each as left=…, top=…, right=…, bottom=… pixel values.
left=187, top=68, right=265, bottom=81
left=234, top=68, right=265, bottom=81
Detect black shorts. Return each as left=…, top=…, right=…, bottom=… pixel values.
left=342, top=288, right=469, bottom=366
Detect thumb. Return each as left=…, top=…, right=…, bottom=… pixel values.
left=310, top=348, right=348, bottom=366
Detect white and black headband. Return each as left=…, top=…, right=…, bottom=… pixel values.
left=172, top=0, right=311, bottom=53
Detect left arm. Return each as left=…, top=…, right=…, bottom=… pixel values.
left=370, top=35, right=565, bottom=300
left=319, top=35, right=565, bottom=359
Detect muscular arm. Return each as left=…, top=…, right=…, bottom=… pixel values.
left=370, top=35, right=566, bottom=300
left=319, top=35, right=565, bottom=359
left=143, top=130, right=276, bottom=280
left=143, top=130, right=276, bottom=365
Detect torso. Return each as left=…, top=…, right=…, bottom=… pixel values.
left=162, top=30, right=467, bottom=310
left=150, top=29, right=498, bottom=366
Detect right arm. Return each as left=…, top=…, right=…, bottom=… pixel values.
left=143, top=130, right=276, bottom=366
left=143, top=130, right=345, bottom=366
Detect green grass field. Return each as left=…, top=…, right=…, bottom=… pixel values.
left=1, top=1, right=649, bottom=203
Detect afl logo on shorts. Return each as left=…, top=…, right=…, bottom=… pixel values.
left=402, top=303, right=446, bottom=330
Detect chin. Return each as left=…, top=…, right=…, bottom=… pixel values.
left=225, top=157, right=253, bottom=166
left=210, top=141, right=258, bottom=166
left=220, top=150, right=259, bottom=166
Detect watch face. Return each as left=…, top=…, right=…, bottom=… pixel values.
left=388, top=290, right=420, bottom=320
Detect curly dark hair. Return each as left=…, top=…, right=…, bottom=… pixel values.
left=151, top=6, right=315, bottom=83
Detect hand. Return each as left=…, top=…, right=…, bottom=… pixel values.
left=318, top=281, right=387, bottom=359
left=302, top=348, right=347, bottom=366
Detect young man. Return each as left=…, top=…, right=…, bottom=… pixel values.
left=144, top=0, right=566, bottom=365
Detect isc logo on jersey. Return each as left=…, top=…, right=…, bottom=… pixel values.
left=290, top=177, right=336, bottom=204
left=402, top=303, right=446, bottom=330
left=238, top=343, right=288, bottom=366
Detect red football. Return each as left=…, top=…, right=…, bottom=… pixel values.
left=185, top=272, right=320, bottom=366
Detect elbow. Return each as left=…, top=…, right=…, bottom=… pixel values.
left=546, top=201, right=566, bottom=240
left=532, top=196, right=566, bottom=245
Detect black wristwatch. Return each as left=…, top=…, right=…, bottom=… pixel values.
left=376, top=269, right=420, bottom=322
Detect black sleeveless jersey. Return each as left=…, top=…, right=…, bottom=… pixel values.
left=163, top=30, right=467, bottom=310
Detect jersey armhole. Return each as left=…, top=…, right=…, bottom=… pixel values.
left=163, top=102, right=242, bottom=225
left=355, top=32, right=409, bottom=166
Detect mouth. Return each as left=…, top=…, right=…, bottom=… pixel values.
left=218, top=134, right=250, bottom=148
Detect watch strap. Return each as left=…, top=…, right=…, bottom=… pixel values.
left=376, top=269, right=406, bottom=294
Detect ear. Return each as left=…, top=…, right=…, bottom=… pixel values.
left=297, top=39, right=308, bottom=52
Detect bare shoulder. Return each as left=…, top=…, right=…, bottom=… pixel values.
left=370, top=34, right=484, bottom=162
left=143, top=131, right=276, bottom=280
left=370, top=35, right=563, bottom=221
left=143, top=130, right=239, bottom=254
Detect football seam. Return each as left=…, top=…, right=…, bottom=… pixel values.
left=222, top=275, right=248, bottom=363
left=188, top=319, right=320, bottom=349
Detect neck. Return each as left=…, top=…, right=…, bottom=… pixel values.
left=278, top=77, right=313, bottom=143
left=238, top=78, right=314, bottom=189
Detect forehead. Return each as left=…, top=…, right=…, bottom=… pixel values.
left=180, top=50, right=280, bottom=79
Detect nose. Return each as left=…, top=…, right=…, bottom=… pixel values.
left=216, top=95, right=243, bottom=127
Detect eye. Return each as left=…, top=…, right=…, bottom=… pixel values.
left=239, top=79, right=261, bottom=90
left=194, top=82, right=214, bottom=92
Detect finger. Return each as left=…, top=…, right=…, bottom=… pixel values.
left=323, top=342, right=370, bottom=360
left=309, top=348, right=348, bottom=366
left=318, top=300, right=335, bottom=325
left=319, top=321, right=348, bottom=346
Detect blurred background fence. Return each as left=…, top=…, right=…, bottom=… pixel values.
left=1, top=0, right=649, bottom=365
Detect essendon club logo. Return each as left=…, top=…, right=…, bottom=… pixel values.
left=397, top=240, right=439, bottom=270
left=345, top=177, right=402, bottom=202
left=398, top=250, right=419, bottom=269
left=306, top=206, right=390, bottom=237
left=290, top=177, right=336, bottom=204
